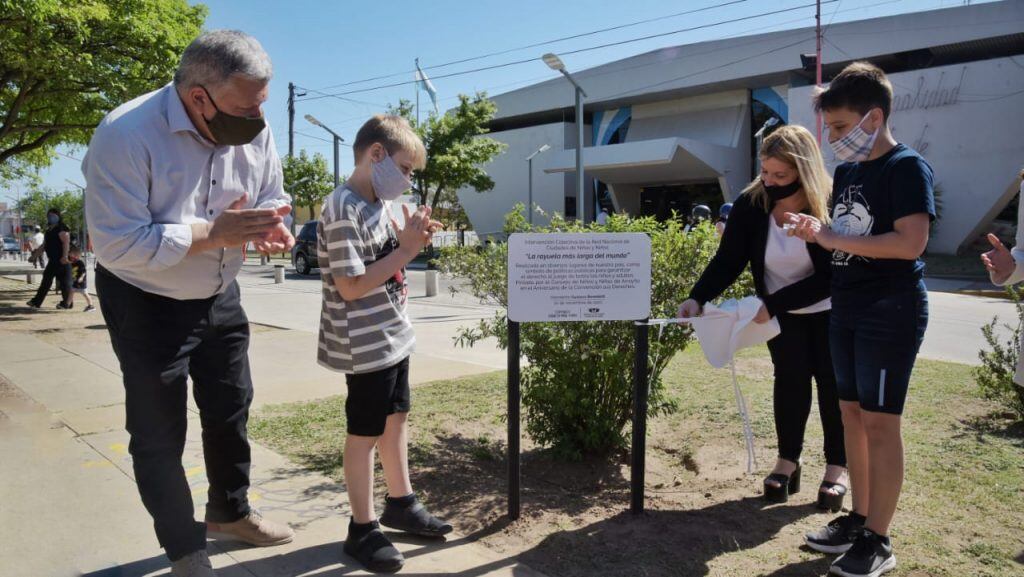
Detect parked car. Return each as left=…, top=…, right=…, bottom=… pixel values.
left=2, top=236, right=19, bottom=254
left=291, top=221, right=319, bottom=275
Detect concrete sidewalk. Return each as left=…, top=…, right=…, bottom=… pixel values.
left=0, top=281, right=544, bottom=577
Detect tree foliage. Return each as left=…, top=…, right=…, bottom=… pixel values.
left=17, top=187, right=85, bottom=240
left=390, top=93, right=506, bottom=229
left=0, top=0, right=207, bottom=181
left=282, top=149, right=335, bottom=217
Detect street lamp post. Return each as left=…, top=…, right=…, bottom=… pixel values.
left=304, top=114, right=344, bottom=187
left=525, top=144, right=550, bottom=226
left=542, top=53, right=587, bottom=223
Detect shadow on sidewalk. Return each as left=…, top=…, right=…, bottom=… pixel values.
left=80, top=533, right=529, bottom=577
left=79, top=495, right=823, bottom=577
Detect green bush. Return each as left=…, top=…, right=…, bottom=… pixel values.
left=975, top=287, right=1024, bottom=421
left=434, top=206, right=754, bottom=459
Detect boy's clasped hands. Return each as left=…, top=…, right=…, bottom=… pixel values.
left=393, top=204, right=444, bottom=255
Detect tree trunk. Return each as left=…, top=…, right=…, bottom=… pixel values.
left=430, top=186, right=444, bottom=212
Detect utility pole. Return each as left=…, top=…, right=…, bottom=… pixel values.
left=815, top=0, right=823, bottom=144
left=288, top=82, right=296, bottom=158
left=414, top=58, right=426, bottom=207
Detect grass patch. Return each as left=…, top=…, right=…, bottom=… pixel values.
left=251, top=347, right=1024, bottom=577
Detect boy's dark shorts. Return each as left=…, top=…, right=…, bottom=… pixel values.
left=830, top=286, right=928, bottom=415
left=344, top=356, right=411, bottom=436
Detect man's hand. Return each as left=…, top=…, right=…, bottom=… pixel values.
left=60, top=256, right=69, bottom=265
left=982, top=233, right=1015, bottom=285
left=205, top=193, right=286, bottom=249
left=252, top=206, right=296, bottom=254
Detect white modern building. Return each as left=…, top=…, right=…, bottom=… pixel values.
left=457, top=1, right=1024, bottom=254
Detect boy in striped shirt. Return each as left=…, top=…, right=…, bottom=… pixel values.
left=317, top=115, right=450, bottom=572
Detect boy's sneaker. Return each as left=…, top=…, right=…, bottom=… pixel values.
left=84, top=304, right=96, bottom=312
left=344, top=520, right=404, bottom=573
left=380, top=494, right=453, bottom=538
left=830, top=528, right=896, bottom=577
left=806, top=511, right=865, bottom=554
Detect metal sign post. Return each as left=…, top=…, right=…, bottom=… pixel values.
left=506, top=233, right=652, bottom=519
left=507, top=319, right=522, bottom=520
left=631, top=320, right=650, bottom=515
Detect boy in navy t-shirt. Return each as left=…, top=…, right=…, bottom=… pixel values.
left=787, top=62, right=934, bottom=577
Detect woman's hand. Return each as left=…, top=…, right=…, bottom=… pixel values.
left=981, top=233, right=1015, bottom=285
left=678, top=299, right=702, bottom=319
left=753, top=303, right=771, bottom=324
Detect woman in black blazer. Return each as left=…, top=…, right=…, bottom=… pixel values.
left=679, top=125, right=847, bottom=511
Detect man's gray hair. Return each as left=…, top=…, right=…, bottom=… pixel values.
left=173, top=30, right=273, bottom=90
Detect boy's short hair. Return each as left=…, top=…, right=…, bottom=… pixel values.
left=352, top=115, right=427, bottom=169
left=814, top=61, right=894, bottom=120
left=69, top=245, right=81, bottom=255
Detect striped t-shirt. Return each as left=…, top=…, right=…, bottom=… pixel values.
left=317, top=184, right=414, bottom=374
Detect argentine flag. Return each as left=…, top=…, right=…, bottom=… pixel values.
left=415, top=59, right=439, bottom=115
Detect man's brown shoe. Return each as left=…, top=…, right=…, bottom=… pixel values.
left=206, top=509, right=294, bottom=547
left=170, top=550, right=216, bottom=577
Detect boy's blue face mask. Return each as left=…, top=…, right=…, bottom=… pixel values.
left=47, top=214, right=59, bottom=225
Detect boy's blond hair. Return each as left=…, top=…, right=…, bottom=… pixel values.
left=743, top=124, right=833, bottom=224
left=353, top=115, right=426, bottom=169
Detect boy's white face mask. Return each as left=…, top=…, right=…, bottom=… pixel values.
left=371, top=152, right=412, bottom=201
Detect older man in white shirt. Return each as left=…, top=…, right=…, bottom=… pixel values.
left=84, top=30, right=295, bottom=577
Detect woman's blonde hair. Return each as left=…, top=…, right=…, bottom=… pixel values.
left=743, top=124, right=832, bottom=223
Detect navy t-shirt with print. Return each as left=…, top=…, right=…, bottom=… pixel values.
left=830, top=144, right=935, bottom=310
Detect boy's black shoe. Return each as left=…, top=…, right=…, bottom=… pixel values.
left=380, top=494, right=453, bottom=538
left=805, top=512, right=865, bottom=554
left=344, top=520, right=404, bottom=573
left=830, top=529, right=896, bottom=577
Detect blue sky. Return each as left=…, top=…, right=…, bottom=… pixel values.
left=9, top=0, right=992, bottom=203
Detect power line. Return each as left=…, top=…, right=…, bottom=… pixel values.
left=292, top=87, right=387, bottom=108
left=300, top=0, right=909, bottom=123
left=603, top=35, right=816, bottom=100
left=298, top=0, right=838, bottom=102
left=545, top=0, right=903, bottom=91
left=295, top=130, right=353, bottom=146
left=309, top=0, right=752, bottom=92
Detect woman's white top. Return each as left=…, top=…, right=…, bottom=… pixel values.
left=764, top=215, right=831, bottom=314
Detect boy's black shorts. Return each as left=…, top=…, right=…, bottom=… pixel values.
left=344, top=356, right=411, bottom=436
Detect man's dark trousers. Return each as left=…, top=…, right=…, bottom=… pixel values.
left=96, top=265, right=254, bottom=561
